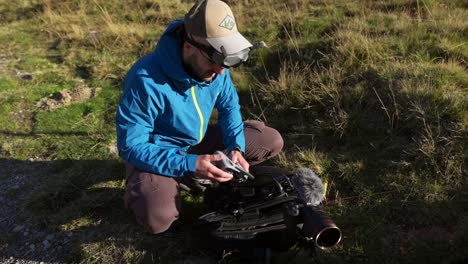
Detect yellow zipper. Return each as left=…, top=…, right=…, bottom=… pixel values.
left=191, top=86, right=204, bottom=143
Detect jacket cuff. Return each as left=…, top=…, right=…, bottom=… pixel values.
left=184, top=154, right=198, bottom=175
left=228, top=144, right=245, bottom=154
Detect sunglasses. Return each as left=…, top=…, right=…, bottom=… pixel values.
left=184, top=34, right=250, bottom=68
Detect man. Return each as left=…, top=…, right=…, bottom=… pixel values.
left=116, top=0, right=283, bottom=234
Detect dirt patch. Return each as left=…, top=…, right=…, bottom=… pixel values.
left=36, top=87, right=102, bottom=111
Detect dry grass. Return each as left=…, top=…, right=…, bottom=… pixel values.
left=0, top=0, right=466, bottom=263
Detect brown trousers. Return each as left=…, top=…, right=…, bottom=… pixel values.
left=123, top=120, right=283, bottom=234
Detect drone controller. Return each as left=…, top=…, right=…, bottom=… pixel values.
left=213, top=150, right=255, bottom=183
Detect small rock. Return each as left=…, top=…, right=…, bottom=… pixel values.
left=12, top=225, right=24, bottom=232
left=21, top=74, right=33, bottom=80
left=67, top=232, right=73, bottom=237
left=46, top=234, right=54, bottom=240
left=43, top=240, right=50, bottom=249
left=30, top=244, right=35, bottom=251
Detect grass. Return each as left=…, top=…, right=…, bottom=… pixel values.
left=0, top=0, right=467, bottom=263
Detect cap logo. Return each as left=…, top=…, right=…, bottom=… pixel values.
left=219, top=15, right=235, bottom=30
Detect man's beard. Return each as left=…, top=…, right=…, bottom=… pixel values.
left=183, top=53, right=215, bottom=82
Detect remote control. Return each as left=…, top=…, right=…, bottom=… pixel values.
left=213, top=150, right=255, bottom=183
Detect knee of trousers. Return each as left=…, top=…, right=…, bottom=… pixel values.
left=144, top=208, right=179, bottom=234
left=267, top=127, right=284, bottom=158
left=124, top=175, right=180, bottom=235
left=244, top=120, right=284, bottom=162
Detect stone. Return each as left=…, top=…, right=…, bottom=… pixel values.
left=12, top=225, right=24, bottom=232
left=43, top=240, right=50, bottom=249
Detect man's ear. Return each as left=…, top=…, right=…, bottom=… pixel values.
left=182, top=41, right=194, bottom=55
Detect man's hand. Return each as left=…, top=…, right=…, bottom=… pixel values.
left=229, top=150, right=250, bottom=172
left=196, top=154, right=233, bottom=182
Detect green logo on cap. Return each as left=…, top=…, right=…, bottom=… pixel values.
left=219, top=15, right=235, bottom=30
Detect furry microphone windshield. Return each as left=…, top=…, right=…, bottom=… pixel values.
left=290, top=168, right=324, bottom=206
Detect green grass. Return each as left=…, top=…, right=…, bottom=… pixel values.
left=0, top=0, right=467, bottom=263
left=0, top=77, right=19, bottom=92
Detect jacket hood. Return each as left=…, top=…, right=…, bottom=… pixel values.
left=154, top=19, right=213, bottom=91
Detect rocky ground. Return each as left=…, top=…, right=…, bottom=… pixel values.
left=0, top=84, right=102, bottom=263
left=0, top=159, right=73, bottom=263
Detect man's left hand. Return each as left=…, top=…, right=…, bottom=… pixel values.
left=229, top=150, right=249, bottom=172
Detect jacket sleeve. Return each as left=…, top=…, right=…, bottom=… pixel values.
left=214, top=70, right=245, bottom=153
left=116, top=71, right=197, bottom=177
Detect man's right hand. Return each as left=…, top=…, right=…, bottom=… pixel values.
left=195, top=154, right=233, bottom=182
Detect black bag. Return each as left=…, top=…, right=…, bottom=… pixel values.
left=198, top=166, right=341, bottom=253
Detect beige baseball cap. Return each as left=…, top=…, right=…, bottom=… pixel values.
left=184, top=0, right=252, bottom=56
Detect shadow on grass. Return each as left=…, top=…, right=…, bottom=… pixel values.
left=2, top=156, right=467, bottom=264
left=333, top=183, right=468, bottom=264
left=0, top=158, right=219, bottom=263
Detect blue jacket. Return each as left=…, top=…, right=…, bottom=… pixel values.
left=116, top=19, right=245, bottom=177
